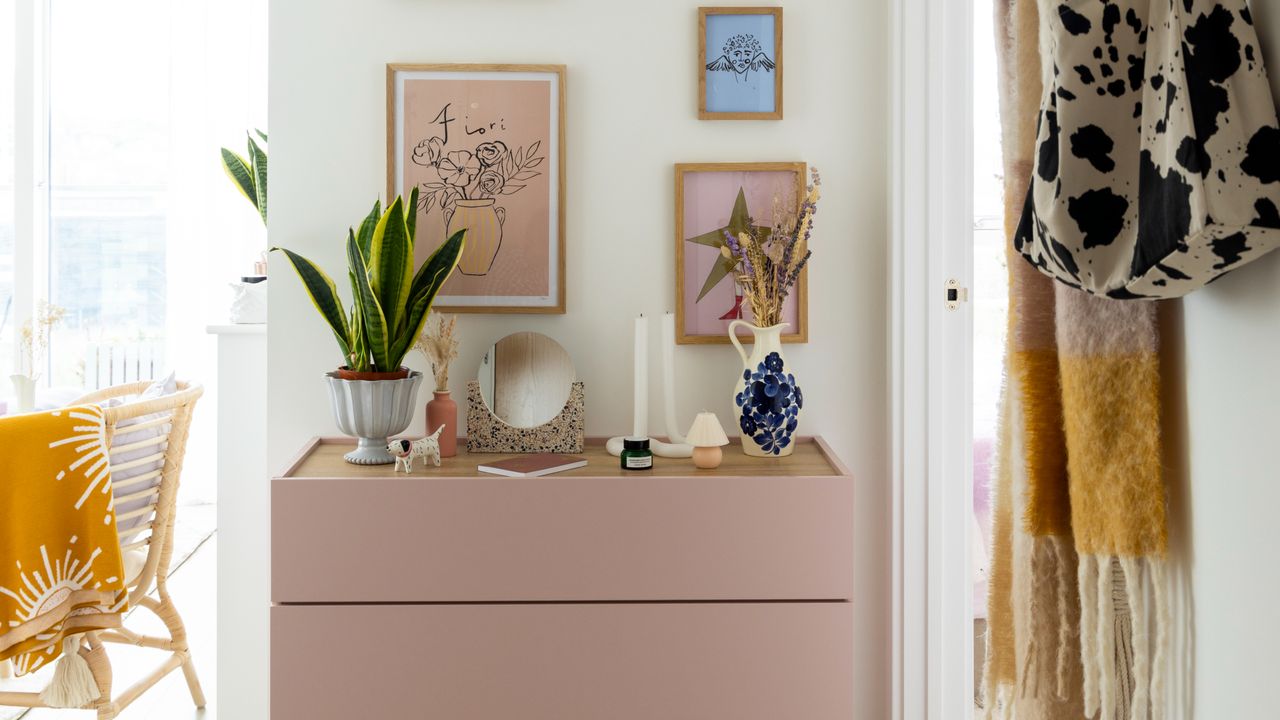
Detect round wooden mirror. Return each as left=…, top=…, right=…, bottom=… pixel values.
left=476, top=332, right=575, bottom=428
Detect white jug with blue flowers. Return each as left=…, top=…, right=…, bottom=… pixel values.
left=729, top=321, right=803, bottom=457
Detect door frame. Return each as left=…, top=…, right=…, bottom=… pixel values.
left=889, top=0, right=975, bottom=716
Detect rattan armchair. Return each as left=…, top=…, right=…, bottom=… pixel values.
left=0, top=380, right=206, bottom=720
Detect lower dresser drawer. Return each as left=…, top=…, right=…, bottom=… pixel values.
left=272, top=601, right=853, bottom=719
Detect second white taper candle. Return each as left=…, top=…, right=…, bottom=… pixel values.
left=632, top=314, right=648, bottom=438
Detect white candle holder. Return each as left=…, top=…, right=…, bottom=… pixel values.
left=607, top=313, right=694, bottom=458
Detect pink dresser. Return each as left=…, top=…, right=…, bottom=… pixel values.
left=272, top=437, right=855, bottom=718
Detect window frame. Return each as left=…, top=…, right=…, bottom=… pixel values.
left=7, top=0, right=51, bottom=385
left=890, top=0, right=976, bottom=716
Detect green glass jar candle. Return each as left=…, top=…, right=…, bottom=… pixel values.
left=621, top=437, right=653, bottom=471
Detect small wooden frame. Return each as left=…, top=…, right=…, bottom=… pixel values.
left=698, top=7, right=784, bottom=120
left=387, top=63, right=567, bottom=314
left=674, top=161, right=809, bottom=345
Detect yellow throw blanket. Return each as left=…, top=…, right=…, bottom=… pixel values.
left=0, top=405, right=128, bottom=677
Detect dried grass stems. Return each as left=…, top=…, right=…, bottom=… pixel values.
left=18, top=301, right=67, bottom=381
left=721, top=168, right=820, bottom=327
left=415, top=314, right=459, bottom=392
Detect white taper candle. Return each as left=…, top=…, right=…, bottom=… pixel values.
left=662, top=312, right=686, bottom=444
left=633, top=314, right=648, bottom=438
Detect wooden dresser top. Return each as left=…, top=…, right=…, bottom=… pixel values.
left=278, top=436, right=850, bottom=481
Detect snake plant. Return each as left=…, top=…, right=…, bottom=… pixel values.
left=272, top=188, right=466, bottom=373
left=221, top=129, right=268, bottom=226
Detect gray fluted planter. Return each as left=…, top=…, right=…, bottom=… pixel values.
left=324, top=370, right=424, bottom=464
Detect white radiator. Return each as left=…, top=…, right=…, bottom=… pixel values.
left=85, top=341, right=165, bottom=390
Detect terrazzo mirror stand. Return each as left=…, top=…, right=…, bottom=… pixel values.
left=466, top=380, right=586, bottom=454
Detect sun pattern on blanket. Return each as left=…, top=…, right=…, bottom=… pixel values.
left=1, top=539, right=123, bottom=675
left=0, top=405, right=129, bottom=676
left=48, top=407, right=116, bottom=523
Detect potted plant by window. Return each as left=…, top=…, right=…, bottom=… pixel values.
left=273, top=189, right=465, bottom=464
left=221, top=130, right=270, bottom=323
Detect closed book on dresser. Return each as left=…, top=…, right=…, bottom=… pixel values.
left=272, top=436, right=855, bottom=719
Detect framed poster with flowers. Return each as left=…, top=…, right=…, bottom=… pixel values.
left=674, top=162, right=808, bottom=345
left=387, top=64, right=566, bottom=313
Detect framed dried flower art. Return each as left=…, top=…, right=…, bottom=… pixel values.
left=698, top=7, right=783, bottom=120
left=387, top=64, right=566, bottom=313
left=674, top=162, right=809, bottom=345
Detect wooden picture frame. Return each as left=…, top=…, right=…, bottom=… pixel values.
left=674, top=162, right=808, bottom=345
left=387, top=63, right=567, bottom=314
left=698, top=7, right=784, bottom=120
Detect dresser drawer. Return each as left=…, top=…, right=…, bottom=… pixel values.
left=272, top=470, right=853, bottom=603
left=272, top=602, right=853, bottom=720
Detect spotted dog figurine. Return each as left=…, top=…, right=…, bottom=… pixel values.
left=387, top=424, right=446, bottom=473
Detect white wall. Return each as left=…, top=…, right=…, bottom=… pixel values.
left=1173, top=3, right=1280, bottom=715
left=268, top=0, right=889, bottom=717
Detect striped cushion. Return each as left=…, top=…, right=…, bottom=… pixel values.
left=104, top=372, right=176, bottom=541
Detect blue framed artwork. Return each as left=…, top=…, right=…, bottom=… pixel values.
left=698, top=7, right=783, bottom=120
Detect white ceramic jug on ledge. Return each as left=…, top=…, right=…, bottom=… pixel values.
left=728, top=320, right=803, bottom=457
left=9, top=374, right=35, bottom=413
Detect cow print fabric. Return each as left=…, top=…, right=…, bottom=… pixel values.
left=1016, top=0, right=1280, bottom=299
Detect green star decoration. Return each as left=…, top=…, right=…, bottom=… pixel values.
left=686, top=187, right=771, bottom=302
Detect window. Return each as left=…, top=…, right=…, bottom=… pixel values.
left=47, top=0, right=172, bottom=386
left=972, top=0, right=1007, bottom=687
left=3, top=0, right=265, bottom=395
left=1, top=6, right=15, bottom=388
left=2, top=0, right=265, bottom=503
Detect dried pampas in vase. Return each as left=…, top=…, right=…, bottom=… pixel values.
left=415, top=314, right=460, bottom=457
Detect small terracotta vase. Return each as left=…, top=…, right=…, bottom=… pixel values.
left=426, top=390, right=458, bottom=458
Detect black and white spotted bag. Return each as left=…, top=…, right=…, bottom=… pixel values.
left=1016, top=0, right=1280, bottom=299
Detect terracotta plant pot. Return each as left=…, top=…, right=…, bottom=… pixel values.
left=426, top=390, right=458, bottom=458
left=333, top=366, right=411, bottom=381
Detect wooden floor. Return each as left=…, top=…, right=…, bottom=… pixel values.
left=0, top=505, right=219, bottom=720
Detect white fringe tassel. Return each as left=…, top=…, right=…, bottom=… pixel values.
left=1121, top=557, right=1150, bottom=720
left=38, top=635, right=100, bottom=708
left=1078, top=554, right=1169, bottom=720
left=1151, top=559, right=1170, bottom=720
left=1097, top=557, right=1117, bottom=720
left=1051, top=535, right=1072, bottom=700
left=1079, top=553, right=1099, bottom=716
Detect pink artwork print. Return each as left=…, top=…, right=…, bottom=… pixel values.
left=392, top=67, right=563, bottom=312
left=679, top=168, right=803, bottom=341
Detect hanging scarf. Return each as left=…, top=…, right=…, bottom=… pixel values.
left=984, top=0, right=1085, bottom=716
left=984, top=1, right=1169, bottom=719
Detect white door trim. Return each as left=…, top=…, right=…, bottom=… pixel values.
left=889, top=0, right=975, bottom=716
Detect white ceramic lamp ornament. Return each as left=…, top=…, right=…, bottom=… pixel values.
left=685, top=411, right=730, bottom=469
